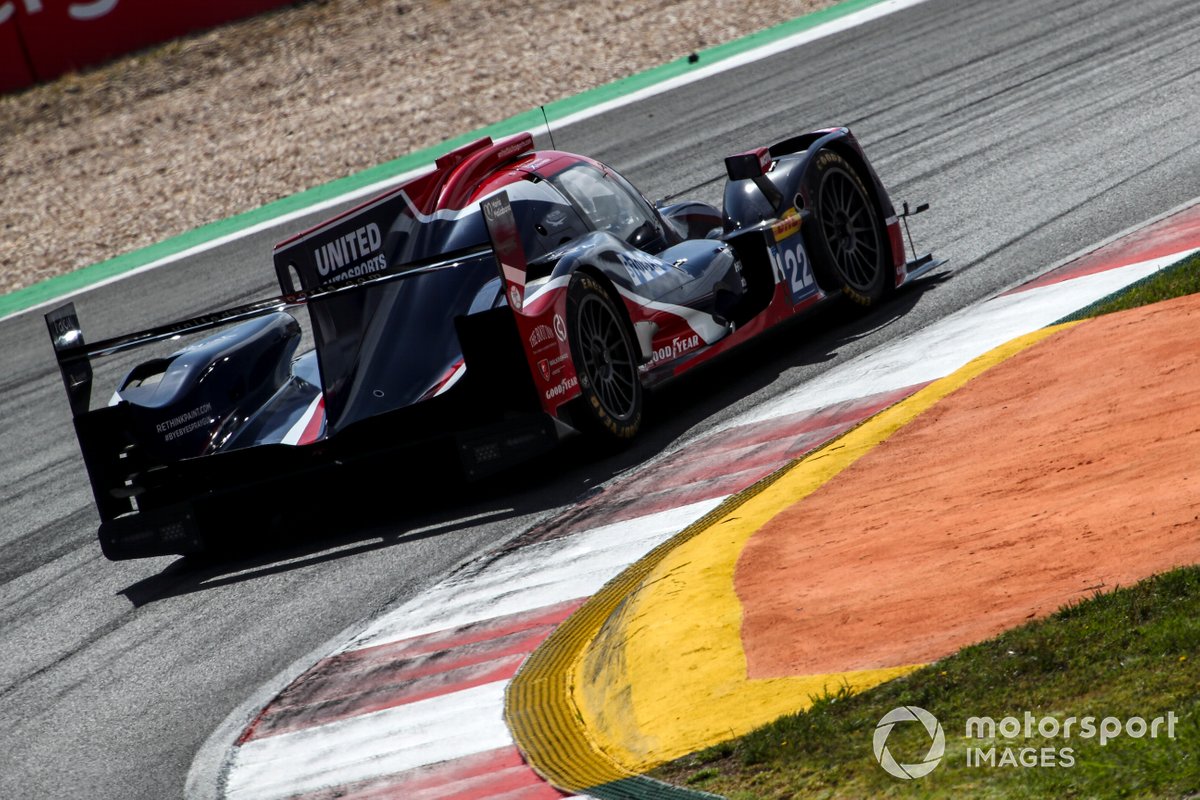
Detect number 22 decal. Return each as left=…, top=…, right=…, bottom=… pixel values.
left=769, top=237, right=817, bottom=305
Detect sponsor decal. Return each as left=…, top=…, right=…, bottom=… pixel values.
left=817, top=150, right=842, bottom=170
left=482, top=196, right=503, bottom=223
left=529, top=324, right=555, bottom=350
left=617, top=250, right=672, bottom=285
left=537, top=353, right=570, bottom=385
left=0, top=0, right=118, bottom=24
left=537, top=351, right=571, bottom=382
left=649, top=333, right=701, bottom=366
left=69, top=0, right=118, bottom=20
left=313, top=222, right=385, bottom=281
left=543, top=374, right=578, bottom=401
left=771, top=210, right=803, bottom=242
left=325, top=253, right=388, bottom=283
left=48, top=311, right=81, bottom=348
left=768, top=234, right=817, bottom=305
left=482, top=192, right=528, bottom=310
left=157, top=402, right=213, bottom=441
left=495, top=140, right=530, bottom=162
left=522, top=157, right=553, bottom=172
left=553, top=314, right=567, bottom=341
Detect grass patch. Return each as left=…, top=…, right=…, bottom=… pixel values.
left=652, top=567, right=1200, bottom=799
left=1059, top=251, right=1200, bottom=322
left=652, top=251, right=1200, bottom=798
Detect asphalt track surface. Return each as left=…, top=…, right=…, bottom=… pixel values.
left=1, top=0, right=1198, bottom=796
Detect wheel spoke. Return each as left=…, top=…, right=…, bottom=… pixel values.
left=602, top=313, right=617, bottom=344
left=838, top=179, right=853, bottom=217
left=609, top=376, right=632, bottom=406
left=852, top=249, right=872, bottom=284
left=843, top=253, right=860, bottom=284
left=588, top=303, right=602, bottom=337
left=816, top=167, right=886, bottom=293
left=828, top=176, right=842, bottom=215
left=839, top=178, right=854, bottom=216
left=573, top=291, right=640, bottom=420
left=600, top=379, right=619, bottom=411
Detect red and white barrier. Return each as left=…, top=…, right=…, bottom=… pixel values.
left=1, top=0, right=293, bottom=93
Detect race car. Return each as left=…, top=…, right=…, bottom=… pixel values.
left=46, top=128, right=941, bottom=560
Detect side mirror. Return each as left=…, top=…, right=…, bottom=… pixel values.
left=724, top=147, right=772, bottom=181
left=724, top=147, right=783, bottom=212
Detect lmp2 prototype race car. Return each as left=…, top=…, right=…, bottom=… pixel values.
left=47, top=128, right=940, bottom=560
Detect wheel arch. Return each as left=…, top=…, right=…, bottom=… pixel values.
left=792, top=140, right=887, bottom=230
left=800, top=138, right=904, bottom=277
left=799, top=145, right=894, bottom=304
left=823, top=140, right=899, bottom=279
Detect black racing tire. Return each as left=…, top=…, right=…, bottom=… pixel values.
left=804, top=149, right=890, bottom=307
left=565, top=272, right=643, bottom=444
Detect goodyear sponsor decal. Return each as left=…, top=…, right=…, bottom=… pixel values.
left=544, top=374, right=579, bottom=401
left=650, top=333, right=701, bottom=367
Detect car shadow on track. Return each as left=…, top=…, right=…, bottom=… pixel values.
left=117, top=273, right=949, bottom=608
left=118, top=506, right=521, bottom=607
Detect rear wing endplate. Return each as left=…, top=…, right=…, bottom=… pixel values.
left=481, top=191, right=581, bottom=415
left=45, top=303, right=92, bottom=417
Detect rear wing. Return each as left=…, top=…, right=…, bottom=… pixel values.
left=44, top=249, right=515, bottom=541
left=44, top=251, right=489, bottom=418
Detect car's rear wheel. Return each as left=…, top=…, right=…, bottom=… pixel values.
left=566, top=272, right=643, bottom=443
left=805, top=149, right=890, bottom=306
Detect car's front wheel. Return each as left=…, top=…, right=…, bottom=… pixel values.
left=805, top=149, right=890, bottom=306
left=565, top=272, right=643, bottom=443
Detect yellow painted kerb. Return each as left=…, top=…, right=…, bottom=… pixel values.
left=506, top=322, right=1078, bottom=792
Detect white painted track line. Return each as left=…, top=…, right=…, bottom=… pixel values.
left=343, top=497, right=728, bottom=652
left=226, top=681, right=512, bottom=800
left=4, top=0, right=934, bottom=325
left=716, top=249, right=1199, bottom=431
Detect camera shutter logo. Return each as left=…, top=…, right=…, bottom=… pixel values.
left=873, top=706, right=945, bottom=779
